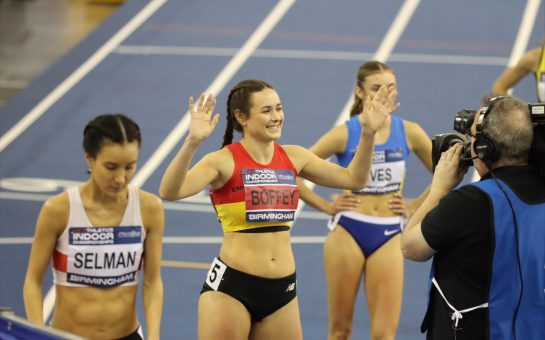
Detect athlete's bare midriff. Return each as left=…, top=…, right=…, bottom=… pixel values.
left=53, top=285, right=139, bottom=339
left=220, top=230, right=295, bottom=278
left=352, top=192, right=399, bottom=217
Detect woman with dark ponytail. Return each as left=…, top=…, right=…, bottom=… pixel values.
left=297, top=61, right=433, bottom=339
left=160, top=79, right=397, bottom=339
left=24, top=114, right=164, bottom=340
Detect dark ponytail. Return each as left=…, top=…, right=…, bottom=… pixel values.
left=349, top=61, right=395, bottom=117
left=221, top=79, right=274, bottom=148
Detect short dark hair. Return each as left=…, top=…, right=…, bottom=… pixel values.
left=83, top=114, right=141, bottom=158
left=483, top=97, right=533, bottom=163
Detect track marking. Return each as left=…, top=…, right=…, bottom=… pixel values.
left=0, top=236, right=326, bottom=245
left=114, top=45, right=509, bottom=66
left=0, top=0, right=167, bottom=153
left=161, top=260, right=210, bottom=269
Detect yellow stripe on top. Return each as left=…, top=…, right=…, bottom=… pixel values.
left=536, top=46, right=545, bottom=103
left=215, top=201, right=292, bottom=233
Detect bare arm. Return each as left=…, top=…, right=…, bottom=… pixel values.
left=159, top=94, right=221, bottom=200
left=23, top=194, right=67, bottom=325
left=296, top=124, right=359, bottom=215
left=401, top=144, right=466, bottom=261
left=141, top=192, right=164, bottom=340
left=492, top=48, right=541, bottom=95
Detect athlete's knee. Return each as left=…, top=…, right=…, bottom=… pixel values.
left=199, top=324, right=245, bottom=340
left=328, top=321, right=353, bottom=340
left=370, top=326, right=396, bottom=340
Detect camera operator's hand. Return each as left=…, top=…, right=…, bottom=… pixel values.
left=430, top=143, right=468, bottom=197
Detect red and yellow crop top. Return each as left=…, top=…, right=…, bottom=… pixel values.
left=210, top=142, right=299, bottom=233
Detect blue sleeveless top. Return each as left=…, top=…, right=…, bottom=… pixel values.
left=335, top=115, right=410, bottom=195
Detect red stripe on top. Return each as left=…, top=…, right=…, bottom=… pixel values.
left=211, top=143, right=298, bottom=205
left=53, top=249, right=67, bottom=272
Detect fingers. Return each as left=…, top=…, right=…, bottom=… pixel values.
left=197, top=93, right=205, bottom=111
left=332, top=192, right=361, bottom=212
left=210, top=113, right=220, bottom=130
left=388, top=193, right=410, bottom=217
left=188, top=96, right=195, bottom=113
left=189, top=93, right=217, bottom=115
left=444, top=143, right=462, bottom=161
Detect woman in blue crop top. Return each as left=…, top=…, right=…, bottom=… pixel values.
left=298, top=61, right=433, bottom=340
left=23, top=114, right=165, bottom=340
left=159, top=79, right=399, bottom=340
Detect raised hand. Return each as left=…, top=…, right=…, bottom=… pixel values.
left=359, top=85, right=400, bottom=134
left=188, top=93, right=220, bottom=144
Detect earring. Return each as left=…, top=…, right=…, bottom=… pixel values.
left=87, top=169, right=91, bottom=174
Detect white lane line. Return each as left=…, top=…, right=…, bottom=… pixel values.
left=0, top=0, right=167, bottom=153
left=508, top=0, right=542, bottom=69
left=471, top=0, right=541, bottom=182
left=131, top=0, right=296, bottom=187
left=114, top=45, right=509, bottom=66
left=0, top=191, right=329, bottom=220
left=0, top=237, right=33, bottom=244
left=294, top=0, right=421, bottom=220
left=374, top=0, right=421, bottom=63
left=0, top=236, right=325, bottom=245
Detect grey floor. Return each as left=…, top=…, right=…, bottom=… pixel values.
left=0, top=0, right=119, bottom=108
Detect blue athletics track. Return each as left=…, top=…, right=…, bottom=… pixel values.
left=0, top=0, right=543, bottom=339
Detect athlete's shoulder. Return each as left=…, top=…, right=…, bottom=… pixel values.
left=42, top=191, right=69, bottom=215
left=138, top=189, right=163, bottom=212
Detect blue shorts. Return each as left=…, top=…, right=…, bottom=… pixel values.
left=328, top=212, right=402, bottom=257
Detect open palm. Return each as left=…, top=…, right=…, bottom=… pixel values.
left=188, top=93, right=220, bottom=143
left=359, top=85, right=400, bottom=133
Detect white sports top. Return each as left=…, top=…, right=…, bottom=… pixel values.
left=52, top=185, right=146, bottom=288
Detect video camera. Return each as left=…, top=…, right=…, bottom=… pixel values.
left=431, top=103, right=545, bottom=178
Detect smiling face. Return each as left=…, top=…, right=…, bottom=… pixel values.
left=237, top=88, right=284, bottom=142
left=85, top=139, right=139, bottom=196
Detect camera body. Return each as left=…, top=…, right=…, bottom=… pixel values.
left=431, top=101, right=545, bottom=178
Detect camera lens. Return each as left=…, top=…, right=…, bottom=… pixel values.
left=453, top=109, right=477, bottom=134
left=431, top=133, right=473, bottom=172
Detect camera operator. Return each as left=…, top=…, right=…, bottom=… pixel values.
left=400, top=96, right=545, bottom=340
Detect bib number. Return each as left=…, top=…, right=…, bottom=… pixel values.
left=205, top=257, right=227, bottom=291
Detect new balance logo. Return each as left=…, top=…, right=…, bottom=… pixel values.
left=384, top=229, right=399, bottom=236
left=285, top=282, right=296, bottom=292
